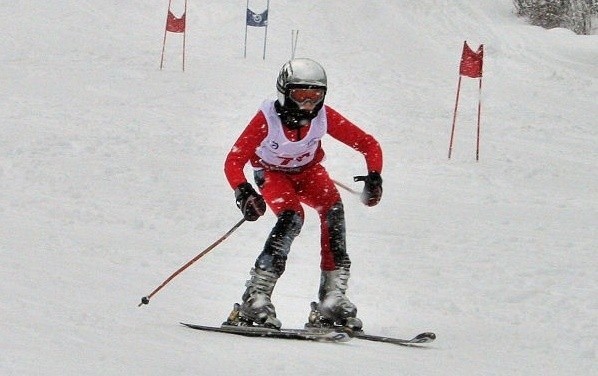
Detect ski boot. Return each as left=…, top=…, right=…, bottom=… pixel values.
left=305, top=269, right=363, bottom=332
left=224, top=267, right=282, bottom=329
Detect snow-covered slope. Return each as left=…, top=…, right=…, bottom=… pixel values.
left=1, top=1, right=596, bottom=374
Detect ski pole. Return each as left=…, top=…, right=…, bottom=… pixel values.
left=138, top=218, right=246, bottom=307
left=332, top=179, right=360, bottom=196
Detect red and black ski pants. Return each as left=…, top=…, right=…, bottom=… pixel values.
left=254, top=163, right=350, bottom=275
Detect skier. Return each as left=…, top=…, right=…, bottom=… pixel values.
left=223, top=58, right=383, bottom=330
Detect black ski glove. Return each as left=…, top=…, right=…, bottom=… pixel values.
left=235, top=182, right=266, bottom=221
left=354, top=172, right=383, bottom=207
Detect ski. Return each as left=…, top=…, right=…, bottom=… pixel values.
left=181, top=322, right=435, bottom=347
left=304, top=302, right=435, bottom=347
left=180, top=323, right=352, bottom=343
left=353, top=331, right=436, bottom=347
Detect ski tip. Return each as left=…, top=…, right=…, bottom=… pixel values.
left=414, top=332, right=436, bottom=342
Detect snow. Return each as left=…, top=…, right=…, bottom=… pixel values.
left=1, top=1, right=596, bottom=375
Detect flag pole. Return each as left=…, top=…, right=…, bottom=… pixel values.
left=182, top=0, right=188, bottom=71
left=262, top=0, right=270, bottom=60
left=291, top=30, right=299, bottom=59
left=160, top=0, right=174, bottom=70
left=448, top=74, right=462, bottom=159
left=475, top=76, right=483, bottom=161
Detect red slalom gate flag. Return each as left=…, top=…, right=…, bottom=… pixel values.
left=166, top=11, right=186, bottom=33
left=449, top=41, right=485, bottom=160
left=459, top=41, right=483, bottom=78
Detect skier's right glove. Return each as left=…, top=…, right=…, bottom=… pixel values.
left=235, top=182, right=266, bottom=221
left=354, top=172, right=383, bottom=207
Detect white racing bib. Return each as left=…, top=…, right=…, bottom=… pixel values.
left=256, top=100, right=327, bottom=169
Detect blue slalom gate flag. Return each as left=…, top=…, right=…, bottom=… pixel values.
left=246, top=8, right=268, bottom=27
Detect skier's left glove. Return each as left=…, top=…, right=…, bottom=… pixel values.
left=235, top=182, right=266, bottom=221
left=354, top=172, right=383, bottom=207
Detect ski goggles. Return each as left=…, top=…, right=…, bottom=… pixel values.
left=289, top=88, right=325, bottom=105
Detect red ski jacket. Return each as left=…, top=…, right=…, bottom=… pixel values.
left=224, top=104, right=383, bottom=189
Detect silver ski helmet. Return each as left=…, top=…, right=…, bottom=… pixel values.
left=276, top=58, right=327, bottom=122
